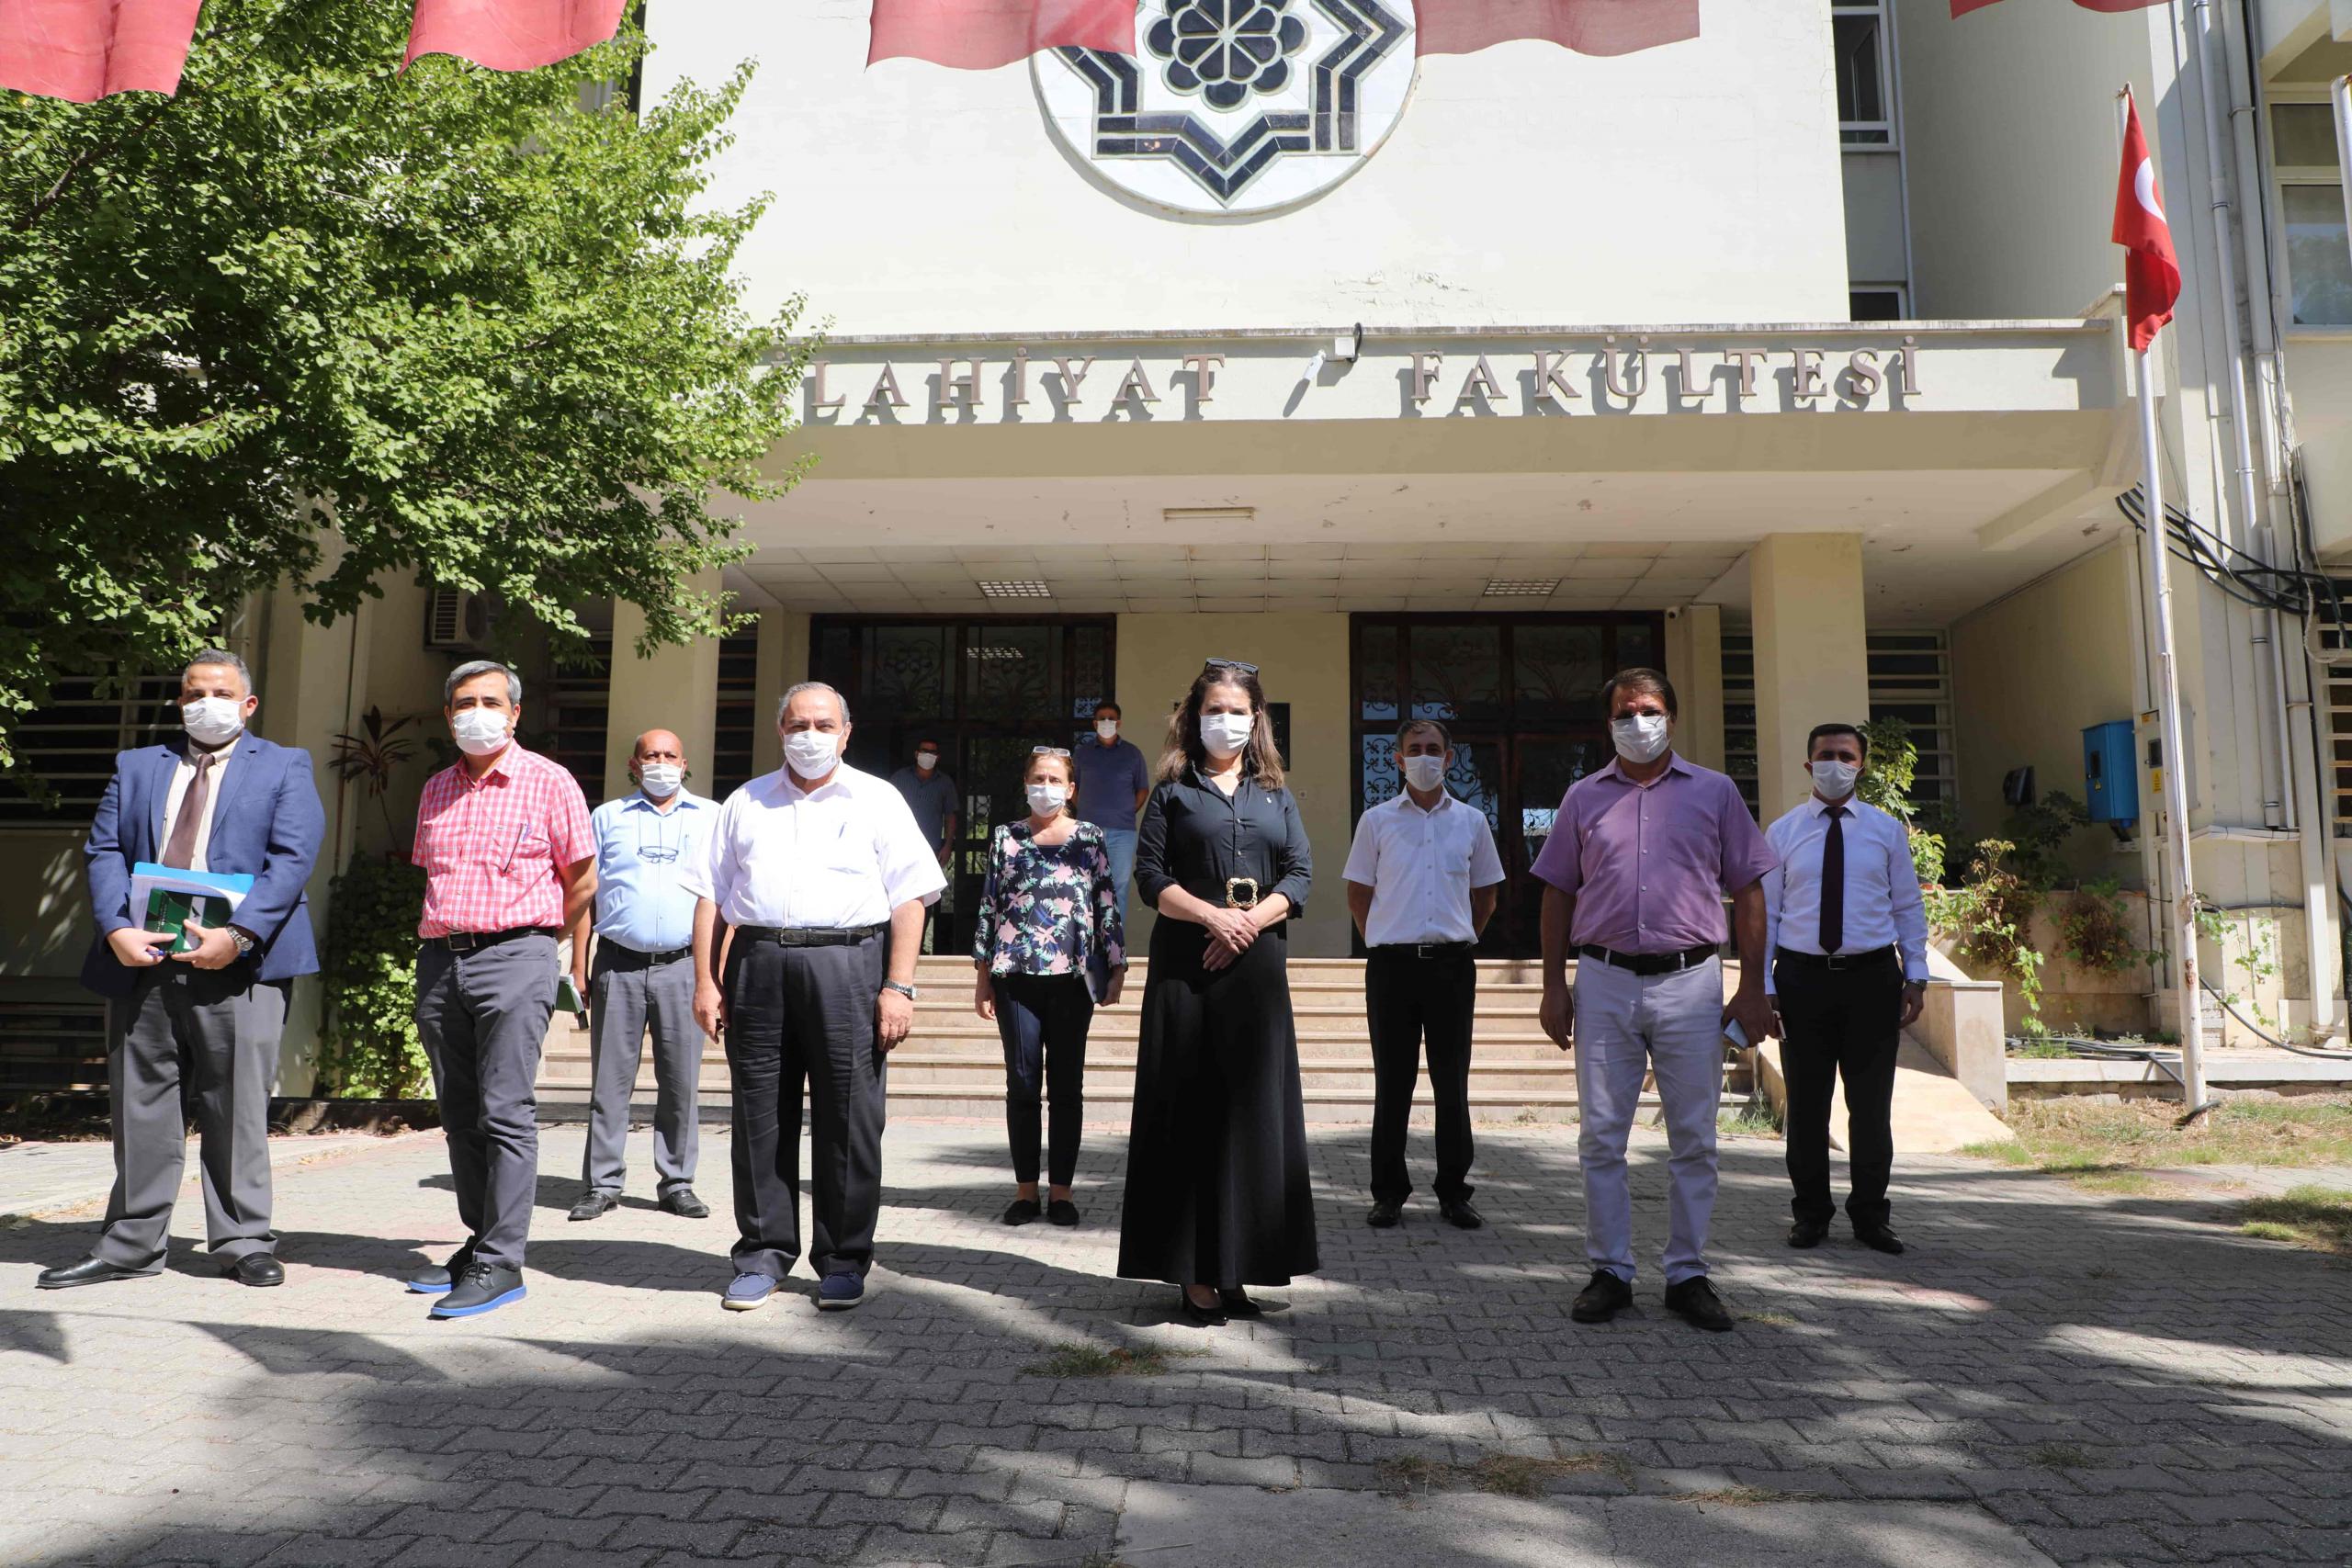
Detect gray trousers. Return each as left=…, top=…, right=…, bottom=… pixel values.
left=582, top=946, right=702, bottom=1198
left=722, top=932, right=887, bottom=1280
left=1574, top=955, right=1727, bottom=1286
left=96, top=969, right=287, bottom=1268
left=415, top=933, right=557, bottom=1272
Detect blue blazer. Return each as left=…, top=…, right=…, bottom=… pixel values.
left=82, top=734, right=327, bottom=998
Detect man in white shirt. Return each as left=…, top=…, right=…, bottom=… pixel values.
left=1761, top=722, right=1930, bottom=1257
left=685, top=682, right=944, bottom=1313
left=1341, top=718, right=1506, bottom=1231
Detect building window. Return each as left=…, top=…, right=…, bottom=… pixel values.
left=1720, top=630, right=1955, bottom=817
left=0, top=670, right=180, bottom=827
left=2272, top=101, right=2352, bottom=327
left=1833, top=2, right=1894, bottom=146
left=547, top=635, right=612, bottom=796
left=708, top=629, right=759, bottom=800
left=1849, top=286, right=1906, bottom=321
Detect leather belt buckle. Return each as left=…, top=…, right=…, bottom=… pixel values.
left=1224, top=877, right=1260, bottom=909
left=445, top=931, right=478, bottom=953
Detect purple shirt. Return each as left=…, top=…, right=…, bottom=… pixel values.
left=1527, top=754, right=1777, bottom=954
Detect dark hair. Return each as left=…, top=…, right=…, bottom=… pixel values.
left=1600, top=667, right=1677, bottom=719
left=1158, top=666, right=1285, bottom=788
left=1023, top=748, right=1077, bottom=819
left=181, top=649, right=252, bottom=694
left=1807, top=722, right=1869, bottom=761
left=1396, top=717, right=1451, bottom=750
left=1094, top=701, right=1122, bottom=719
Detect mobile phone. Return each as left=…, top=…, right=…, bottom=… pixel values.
left=1721, top=1017, right=1749, bottom=1051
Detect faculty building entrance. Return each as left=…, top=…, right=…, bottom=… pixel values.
left=1352, top=614, right=1666, bottom=958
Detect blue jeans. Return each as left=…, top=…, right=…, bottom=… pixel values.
left=1098, top=827, right=1138, bottom=927
left=994, top=975, right=1094, bottom=1187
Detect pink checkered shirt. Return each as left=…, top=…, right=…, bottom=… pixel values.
left=411, top=745, right=594, bottom=939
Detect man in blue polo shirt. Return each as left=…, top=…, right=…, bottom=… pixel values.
left=1073, top=700, right=1149, bottom=919
left=570, top=728, right=713, bottom=1223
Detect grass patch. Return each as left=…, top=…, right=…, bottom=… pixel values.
left=1673, top=1484, right=1813, bottom=1507
left=1959, top=1138, right=2036, bottom=1166
left=1023, top=1343, right=1202, bottom=1379
left=1377, top=1450, right=1633, bottom=1499
left=2028, top=1442, right=2089, bottom=1470
left=1738, top=1307, right=1798, bottom=1327
left=1986, top=1094, right=2352, bottom=1176
left=2007, top=1039, right=2078, bottom=1060
left=2240, top=1186, right=2352, bottom=1258
left=1718, top=1097, right=1782, bottom=1138
left=2067, top=1169, right=2160, bottom=1196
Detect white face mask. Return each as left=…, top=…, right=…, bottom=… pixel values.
left=1811, top=760, right=1861, bottom=800
left=1200, top=711, right=1255, bottom=759
left=450, top=706, right=511, bottom=757
left=638, top=762, right=684, bottom=798
left=915, top=750, right=938, bottom=772
left=1095, top=720, right=1119, bottom=741
left=1025, top=782, right=1069, bottom=817
left=1610, top=713, right=1672, bottom=765
left=784, top=728, right=839, bottom=780
left=182, top=696, right=245, bottom=749
left=1401, top=753, right=1447, bottom=793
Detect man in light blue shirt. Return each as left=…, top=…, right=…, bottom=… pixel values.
left=571, top=729, right=713, bottom=1223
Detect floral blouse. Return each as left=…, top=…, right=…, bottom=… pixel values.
left=972, top=819, right=1127, bottom=1002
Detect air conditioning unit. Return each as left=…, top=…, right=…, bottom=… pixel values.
left=424, top=587, right=495, bottom=652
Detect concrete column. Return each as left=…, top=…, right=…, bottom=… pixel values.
left=752, top=610, right=809, bottom=780
left=1750, top=534, right=1871, bottom=824
left=1663, top=604, right=1724, bottom=772
left=604, top=572, right=722, bottom=805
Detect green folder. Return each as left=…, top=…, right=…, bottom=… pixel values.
left=143, top=889, right=235, bottom=954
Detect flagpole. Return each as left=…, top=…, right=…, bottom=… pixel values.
left=2121, top=89, right=2211, bottom=1112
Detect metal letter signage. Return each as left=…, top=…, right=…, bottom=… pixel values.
left=1035, top=0, right=1418, bottom=219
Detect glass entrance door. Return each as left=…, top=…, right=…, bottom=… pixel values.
left=810, top=616, right=1114, bottom=954
left=1351, top=614, right=1665, bottom=957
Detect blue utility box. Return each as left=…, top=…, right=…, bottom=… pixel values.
left=2082, top=720, right=2138, bottom=824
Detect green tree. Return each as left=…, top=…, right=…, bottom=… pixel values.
left=1858, top=715, right=1946, bottom=886
left=0, top=0, right=805, bottom=773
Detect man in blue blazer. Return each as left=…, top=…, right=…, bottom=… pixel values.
left=40, top=649, right=325, bottom=1291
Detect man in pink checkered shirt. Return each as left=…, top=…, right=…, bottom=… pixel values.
left=404, top=660, right=595, bottom=1320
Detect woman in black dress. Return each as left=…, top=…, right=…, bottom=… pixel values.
left=1116, top=659, right=1317, bottom=1325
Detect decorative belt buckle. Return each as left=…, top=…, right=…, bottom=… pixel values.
left=1224, top=877, right=1260, bottom=909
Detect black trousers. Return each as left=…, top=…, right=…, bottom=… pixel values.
left=722, top=933, right=887, bottom=1280
left=992, top=973, right=1093, bottom=1187
left=1772, top=950, right=1904, bottom=1228
left=1365, top=947, right=1476, bottom=1206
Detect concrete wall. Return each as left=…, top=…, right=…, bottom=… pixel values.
left=1114, top=611, right=1352, bottom=958
left=643, top=4, right=1850, bottom=334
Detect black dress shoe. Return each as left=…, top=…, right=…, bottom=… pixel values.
left=1570, top=1269, right=1633, bottom=1324
left=1217, top=1289, right=1264, bottom=1319
left=1662, top=1276, right=1736, bottom=1333
left=660, top=1189, right=711, bottom=1219
left=1046, top=1199, right=1080, bottom=1227
left=1439, top=1198, right=1485, bottom=1231
left=1176, top=1290, right=1227, bottom=1327
left=36, top=1256, right=158, bottom=1291
left=568, top=1190, right=619, bottom=1223
left=1001, top=1198, right=1042, bottom=1226
left=1366, top=1200, right=1402, bottom=1228
left=428, top=1263, right=526, bottom=1319
left=1787, top=1220, right=1830, bottom=1249
left=1855, top=1223, right=1906, bottom=1256
left=227, top=1254, right=284, bottom=1287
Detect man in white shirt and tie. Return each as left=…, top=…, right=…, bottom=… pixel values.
left=1342, top=717, right=1506, bottom=1231
left=1761, top=722, right=1929, bottom=1256
left=685, top=682, right=944, bottom=1313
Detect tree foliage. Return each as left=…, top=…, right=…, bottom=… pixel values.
left=0, top=0, right=804, bottom=771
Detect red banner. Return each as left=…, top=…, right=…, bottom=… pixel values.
left=405, top=0, right=627, bottom=73
left=1952, top=0, right=2166, bottom=16
left=869, top=0, right=1134, bottom=70
left=1415, top=0, right=1699, bottom=58
left=0, top=0, right=203, bottom=102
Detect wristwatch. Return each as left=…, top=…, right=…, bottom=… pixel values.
left=881, top=981, right=919, bottom=1001
left=227, top=927, right=256, bottom=958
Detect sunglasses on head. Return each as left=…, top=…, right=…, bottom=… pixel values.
left=1032, top=745, right=1072, bottom=758
left=1202, top=658, right=1259, bottom=677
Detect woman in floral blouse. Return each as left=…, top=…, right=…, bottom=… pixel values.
left=973, top=747, right=1126, bottom=1226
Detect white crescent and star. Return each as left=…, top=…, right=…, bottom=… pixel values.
left=2134, top=157, right=2166, bottom=226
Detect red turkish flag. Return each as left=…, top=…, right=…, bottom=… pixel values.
left=1415, top=0, right=1699, bottom=57
left=2113, top=93, right=2179, bottom=353
left=1951, top=0, right=2166, bottom=16
left=405, top=0, right=628, bottom=73
left=868, top=0, right=1134, bottom=69
left=0, top=0, right=202, bottom=102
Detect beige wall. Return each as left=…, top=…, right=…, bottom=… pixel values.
left=751, top=608, right=810, bottom=784
left=1664, top=604, right=1725, bottom=772
left=604, top=575, right=722, bottom=804
left=1951, top=543, right=2143, bottom=881
left=1750, top=534, right=1871, bottom=823
left=1114, top=612, right=1353, bottom=959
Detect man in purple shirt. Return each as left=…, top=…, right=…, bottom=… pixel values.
left=1532, top=667, right=1778, bottom=1333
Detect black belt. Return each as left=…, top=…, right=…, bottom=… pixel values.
left=1577, top=942, right=1717, bottom=976
left=603, top=944, right=690, bottom=967
left=1773, top=944, right=1896, bottom=973
left=738, top=924, right=886, bottom=947
left=1371, top=942, right=1476, bottom=959
left=423, top=926, right=559, bottom=953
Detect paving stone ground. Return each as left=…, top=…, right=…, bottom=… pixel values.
left=1, top=1118, right=2346, bottom=1568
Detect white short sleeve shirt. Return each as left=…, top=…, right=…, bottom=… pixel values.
left=1340, top=790, right=1506, bottom=947
left=682, top=763, right=947, bottom=930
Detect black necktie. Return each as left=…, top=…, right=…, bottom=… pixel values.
left=1819, top=806, right=1846, bottom=955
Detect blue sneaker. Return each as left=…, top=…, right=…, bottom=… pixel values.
left=817, top=1271, right=865, bottom=1312
left=427, top=1263, right=526, bottom=1319
left=723, top=1272, right=778, bottom=1312
left=404, top=1250, right=471, bottom=1294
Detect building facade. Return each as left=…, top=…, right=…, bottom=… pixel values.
left=5, top=0, right=2348, bottom=1089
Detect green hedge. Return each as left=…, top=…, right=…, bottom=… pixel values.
left=317, top=856, right=431, bottom=1099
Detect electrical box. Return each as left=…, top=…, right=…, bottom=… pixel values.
left=2083, top=720, right=2138, bottom=824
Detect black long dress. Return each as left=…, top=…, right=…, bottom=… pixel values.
left=1116, top=766, right=1319, bottom=1288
